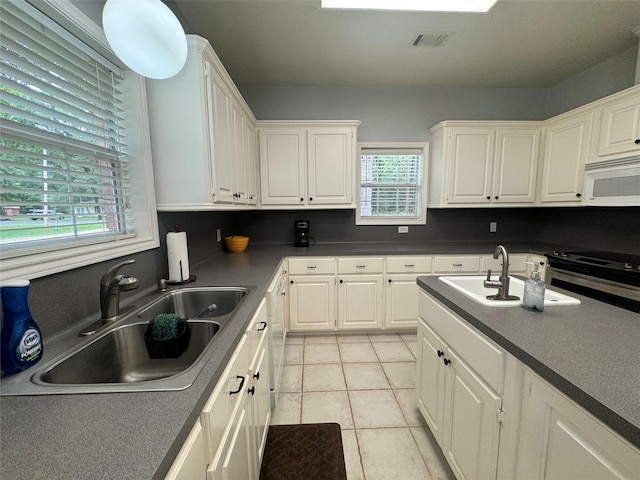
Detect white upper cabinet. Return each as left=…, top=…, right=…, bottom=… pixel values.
left=428, top=122, right=540, bottom=207
left=258, top=121, right=360, bottom=208
left=596, top=88, right=640, bottom=159
left=539, top=109, right=595, bottom=204
left=146, top=35, right=258, bottom=210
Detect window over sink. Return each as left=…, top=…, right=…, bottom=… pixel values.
left=0, top=0, right=159, bottom=280
left=356, top=142, right=428, bottom=225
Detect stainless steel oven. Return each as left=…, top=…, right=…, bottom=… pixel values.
left=546, top=250, right=640, bottom=313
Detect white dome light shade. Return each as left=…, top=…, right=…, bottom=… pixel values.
left=102, top=0, right=188, bottom=79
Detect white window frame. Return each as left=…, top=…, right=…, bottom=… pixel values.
left=0, top=0, right=159, bottom=281
left=356, top=142, right=428, bottom=226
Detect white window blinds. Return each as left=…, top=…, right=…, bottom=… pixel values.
left=0, top=0, right=131, bottom=252
left=359, top=146, right=424, bottom=221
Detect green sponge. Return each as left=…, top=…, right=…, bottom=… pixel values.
left=150, top=313, right=180, bottom=340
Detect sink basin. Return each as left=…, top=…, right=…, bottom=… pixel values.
left=439, top=276, right=581, bottom=307
left=136, top=287, right=249, bottom=319
left=0, top=286, right=253, bottom=395
left=37, top=320, right=220, bottom=385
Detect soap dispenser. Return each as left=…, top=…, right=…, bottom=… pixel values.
left=522, top=263, right=545, bottom=312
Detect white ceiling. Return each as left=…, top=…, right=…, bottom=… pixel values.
left=165, top=0, right=640, bottom=88
left=75, top=0, right=640, bottom=89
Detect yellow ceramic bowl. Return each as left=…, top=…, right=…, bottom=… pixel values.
left=224, top=236, right=249, bottom=253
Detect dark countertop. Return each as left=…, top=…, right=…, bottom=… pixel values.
left=2, top=241, right=633, bottom=479
left=417, top=276, right=640, bottom=449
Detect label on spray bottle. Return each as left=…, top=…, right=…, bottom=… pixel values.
left=16, top=328, right=42, bottom=363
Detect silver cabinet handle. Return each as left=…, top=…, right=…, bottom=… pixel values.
left=453, top=263, right=463, bottom=267
left=404, top=264, right=415, bottom=268
left=307, top=265, right=317, bottom=269
left=356, top=265, right=366, bottom=269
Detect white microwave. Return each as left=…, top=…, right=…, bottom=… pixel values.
left=582, top=157, right=640, bottom=206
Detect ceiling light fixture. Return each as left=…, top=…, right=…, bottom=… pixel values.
left=321, top=0, right=498, bottom=13
left=102, top=0, right=188, bottom=79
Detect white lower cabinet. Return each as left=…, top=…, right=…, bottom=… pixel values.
left=385, top=256, right=432, bottom=329
left=166, top=300, right=270, bottom=480
left=385, top=274, right=422, bottom=329
left=288, top=257, right=336, bottom=331
left=165, top=421, right=207, bottom=480
left=247, top=316, right=271, bottom=468
left=289, top=275, right=336, bottom=331
left=516, top=369, right=640, bottom=480
left=417, top=287, right=640, bottom=480
left=337, top=257, right=384, bottom=330
left=417, top=291, right=508, bottom=480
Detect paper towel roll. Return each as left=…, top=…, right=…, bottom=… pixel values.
left=167, top=231, right=190, bottom=282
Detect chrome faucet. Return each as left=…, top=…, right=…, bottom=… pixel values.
left=100, top=259, right=139, bottom=321
left=483, top=245, right=519, bottom=301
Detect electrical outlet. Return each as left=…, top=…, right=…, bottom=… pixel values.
left=490, top=222, right=497, bottom=233
left=216, top=229, right=222, bottom=242
left=398, top=226, right=409, bottom=234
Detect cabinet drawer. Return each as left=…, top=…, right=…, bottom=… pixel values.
left=480, top=254, right=527, bottom=274
left=433, top=256, right=480, bottom=274
left=419, top=291, right=506, bottom=392
left=338, top=257, right=384, bottom=274
left=288, top=257, right=336, bottom=275
left=386, top=256, right=432, bottom=273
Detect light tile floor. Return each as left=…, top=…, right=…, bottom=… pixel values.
left=270, top=333, right=456, bottom=480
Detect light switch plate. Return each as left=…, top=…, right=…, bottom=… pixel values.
left=216, top=229, right=221, bottom=242
left=490, top=222, right=497, bottom=233
left=398, top=226, right=409, bottom=234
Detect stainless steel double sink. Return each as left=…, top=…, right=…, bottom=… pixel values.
left=1, top=287, right=252, bottom=395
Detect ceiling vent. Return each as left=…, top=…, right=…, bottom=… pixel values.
left=411, top=31, right=452, bottom=47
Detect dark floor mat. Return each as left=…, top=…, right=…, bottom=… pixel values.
left=259, top=423, right=347, bottom=480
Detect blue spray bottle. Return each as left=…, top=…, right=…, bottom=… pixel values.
left=1, top=279, right=43, bottom=375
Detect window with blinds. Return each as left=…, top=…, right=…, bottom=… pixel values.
left=357, top=143, right=427, bottom=225
left=0, top=0, right=130, bottom=252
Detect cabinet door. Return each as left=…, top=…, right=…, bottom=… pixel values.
left=307, top=128, right=353, bottom=205
left=385, top=274, right=421, bottom=329
left=165, top=421, right=207, bottom=480
left=447, top=128, right=495, bottom=204
left=259, top=129, right=306, bottom=205
left=516, top=370, right=640, bottom=480
left=207, top=388, right=255, bottom=480
left=540, top=111, right=594, bottom=203
left=493, top=129, right=539, bottom=204
left=210, top=71, right=235, bottom=204
left=288, top=275, right=335, bottom=331
left=598, top=94, right=640, bottom=158
left=417, top=317, right=447, bottom=445
left=250, top=335, right=271, bottom=466
left=442, top=348, right=502, bottom=480
left=337, top=274, right=384, bottom=330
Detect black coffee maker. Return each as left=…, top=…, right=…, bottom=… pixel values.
left=294, top=220, right=310, bottom=247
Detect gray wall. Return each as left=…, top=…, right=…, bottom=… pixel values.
left=241, top=86, right=549, bottom=141
left=545, top=47, right=638, bottom=117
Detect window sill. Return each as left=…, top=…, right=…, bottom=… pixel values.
left=0, top=234, right=159, bottom=281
